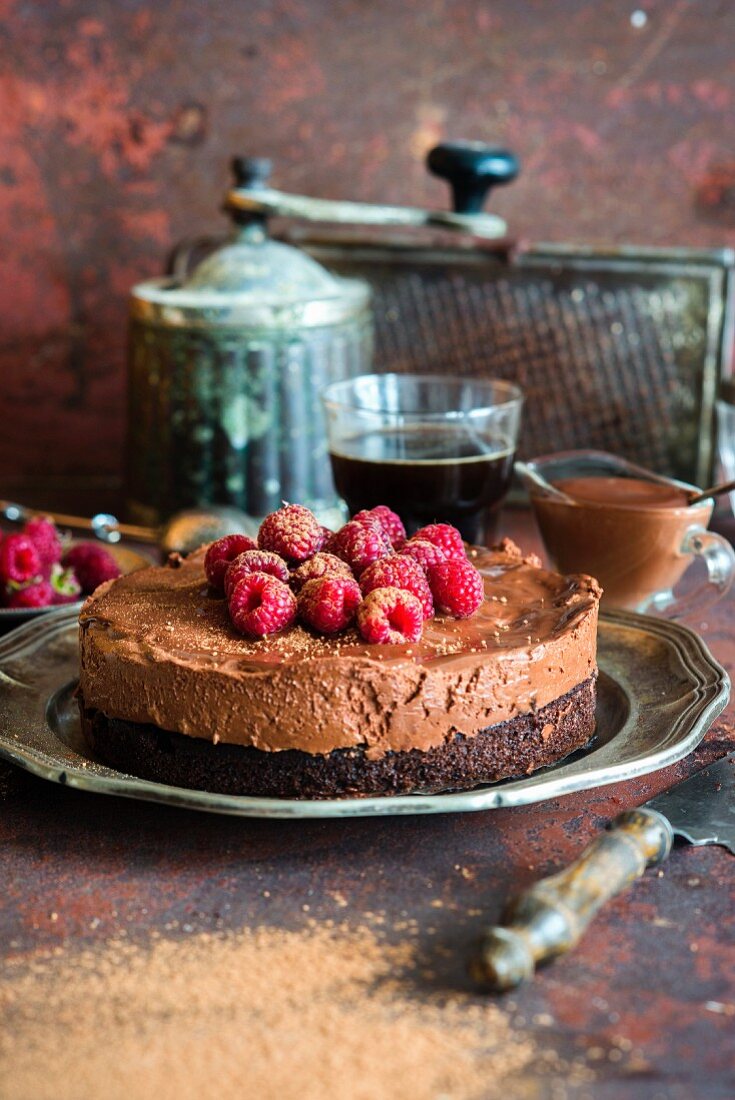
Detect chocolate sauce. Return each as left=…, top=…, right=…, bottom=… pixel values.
left=329, top=425, right=514, bottom=542
left=554, top=476, right=691, bottom=509
left=531, top=475, right=711, bottom=610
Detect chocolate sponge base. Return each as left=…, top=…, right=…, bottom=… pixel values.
left=79, top=676, right=596, bottom=799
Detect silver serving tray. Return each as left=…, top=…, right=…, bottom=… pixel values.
left=0, top=606, right=728, bottom=819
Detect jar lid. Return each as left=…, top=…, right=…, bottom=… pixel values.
left=182, top=228, right=346, bottom=300
left=130, top=230, right=369, bottom=330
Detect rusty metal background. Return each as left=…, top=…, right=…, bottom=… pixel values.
left=1, top=0, right=734, bottom=489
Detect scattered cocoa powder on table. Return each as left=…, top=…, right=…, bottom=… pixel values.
left=0, top=923, right=591, bottom=1100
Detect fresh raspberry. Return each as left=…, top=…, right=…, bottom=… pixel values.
left=350, top=511, right=382, bottom=529
left=50, top=563, right=82, bottom=604
left=322, top=531, right=339, bottom=556
left=412, top=523, right=466, bottom=560
left=359, top=554, right=433, bottom=620
left=352, top=506, right=406, bottom=547
left=224, top=550, right=289, bottom=600
left=290, top=552, right=354, bottom=592
left=258, top=504, right=326, bottom=562
left=23, top=516, right=62, bottom=567
left=428, top=558, right=485, bottom=619
left=228, top=572, right=297, bottom=638
left=400, top=538, right=447, bottom=575
left=0, top=534, right=42, bottom=586
left=356, top=587, right=424, bottom=645
left=330, top=520, right=391, bottom=576
left=298, top=575, right=362, bottom=634
left=63, top=543, right=122, bottom=595
left=204, top=534, right=258, bottom=591
left=5, top=580, right=54, bottom=609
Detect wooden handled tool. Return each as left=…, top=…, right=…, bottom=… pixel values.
left=471, top=752, right=735, bottom=992
left=470, top=807, right=674, bottom=991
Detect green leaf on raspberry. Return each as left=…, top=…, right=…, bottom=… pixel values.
left=5, top=573, right=43, bottom=593
left=50, top=562, right=82, bottom=599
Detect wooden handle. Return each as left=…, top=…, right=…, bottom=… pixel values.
left=470, top=808, right=674, bottom=992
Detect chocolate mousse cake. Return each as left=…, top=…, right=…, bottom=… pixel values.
left=77, top=538, right=601, bottom=799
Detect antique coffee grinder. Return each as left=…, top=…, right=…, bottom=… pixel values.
left=126, top=147, right=516, bottom=525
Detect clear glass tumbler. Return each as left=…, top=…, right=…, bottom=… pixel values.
left=322, top=373, right=523, bottom=544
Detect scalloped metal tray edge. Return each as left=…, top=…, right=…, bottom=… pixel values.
left=0, top=605, right=728, bottom=819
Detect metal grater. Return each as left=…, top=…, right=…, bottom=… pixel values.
left=289, top=237, right=734, bottom=486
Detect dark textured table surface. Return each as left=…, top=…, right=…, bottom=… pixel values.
left=1, top=505, right=734, bottom=1099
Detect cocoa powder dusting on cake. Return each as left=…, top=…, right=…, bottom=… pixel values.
left=79, top=543, right=600, bottom=760
left=0, top=924, right=596, bottom=1100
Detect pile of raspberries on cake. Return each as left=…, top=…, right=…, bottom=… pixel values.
left=204, top=504, right=485, bottom=644
left=0, top=517, right=121, bottom=609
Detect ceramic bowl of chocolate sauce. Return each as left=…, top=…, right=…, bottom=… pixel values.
left=518, top=451, right=735, bottom=616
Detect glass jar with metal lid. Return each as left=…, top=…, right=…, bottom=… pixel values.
left=127, top=158, right=372, bottom=527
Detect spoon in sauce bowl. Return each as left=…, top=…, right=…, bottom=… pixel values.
left=687, top=477, right=735, bottom=506
left=514, top=462, right=573, bottom=503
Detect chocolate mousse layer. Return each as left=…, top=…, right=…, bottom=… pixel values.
left=80, top=677, right=596, bottom=798
left=78, top=541, right=600, bottom=764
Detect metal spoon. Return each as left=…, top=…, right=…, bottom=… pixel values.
left=513, top=462, right=573, bottom=503
left=688, top=478, right=735, bottom=506
left=0, top=501, right=259, bottom=556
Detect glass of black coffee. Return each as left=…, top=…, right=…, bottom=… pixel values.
left=322, top=374, right=523, bottom=544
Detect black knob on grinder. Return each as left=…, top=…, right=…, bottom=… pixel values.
left=231, top=156, right=273, bottom=190
left=427, top=142, right=519, bottom=214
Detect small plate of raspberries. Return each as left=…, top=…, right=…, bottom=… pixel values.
left=0, top=516, right=148, bottom=627
left=204, top=503, right=485, bottom=643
